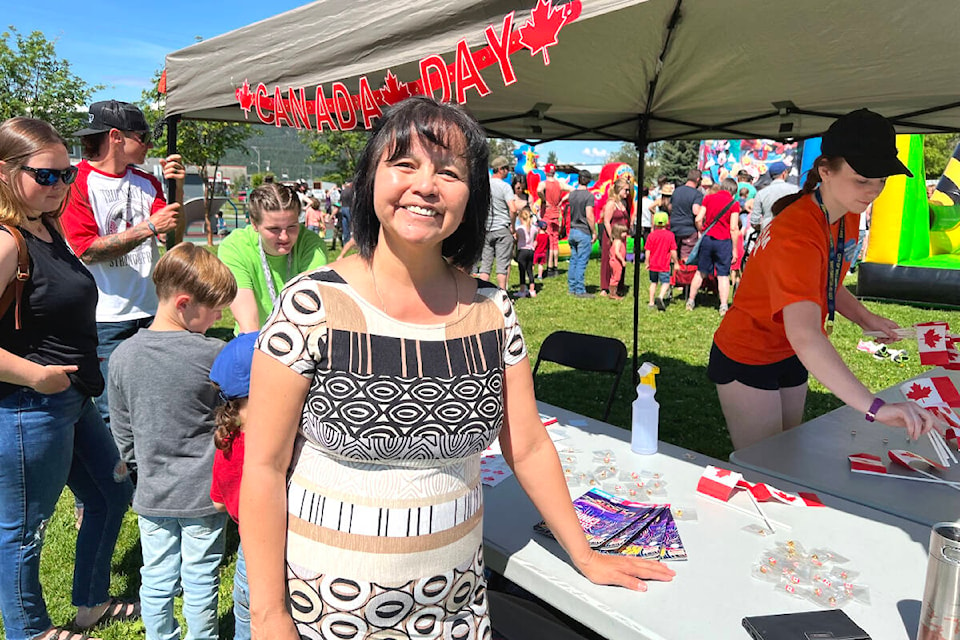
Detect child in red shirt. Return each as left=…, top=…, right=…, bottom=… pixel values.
left=209, top=332, right=257, bottom=640
left=645, top=212, right=678, bottom=310
left=533, top=220, right=549, bottom=279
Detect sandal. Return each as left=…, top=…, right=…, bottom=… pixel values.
left=74, top=598, right=141, bottom=630
left=39, top=627, right=99, bottom=640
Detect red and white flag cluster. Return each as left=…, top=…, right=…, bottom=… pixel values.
left=696, top=466, right=822, bottom=506
left=901, top=376, right=960, bottom=430
left=916, top=322, right=960, bottom=369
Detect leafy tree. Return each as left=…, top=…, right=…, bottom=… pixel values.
left=604, top=143, right=661, bottom=187
left=546, top=149, right=559, bottom=165
left=487, top=138, right=517, bottom=164
left=140, top=70, right=257, bottom=246
left=0, top=27, right=103, bottom=135
left=250, top=172, right=273, bottom=189
left=924, top=133, right=960, bottom=180
left=606, top=143, right=639, bottom=169
left=300, top=130, right=369, bottom=184
left=656, top=139, right=699, bottom=184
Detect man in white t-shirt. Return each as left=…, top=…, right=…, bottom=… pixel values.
left=62, top=100, right=185, bottom=421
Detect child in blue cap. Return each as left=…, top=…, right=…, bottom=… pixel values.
left=209, top=332, right=258, bottom=640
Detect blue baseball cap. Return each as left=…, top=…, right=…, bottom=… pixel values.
left=210, top=332, right=258, bottom=400
left=767, top=161, right=788, bottom=176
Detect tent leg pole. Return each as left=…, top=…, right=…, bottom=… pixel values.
left=165, top=115, right=182, bottom=250
left=632, top=135, right=649, bottom=387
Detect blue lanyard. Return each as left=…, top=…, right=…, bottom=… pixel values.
left=814, top=189, right=845, bottom=335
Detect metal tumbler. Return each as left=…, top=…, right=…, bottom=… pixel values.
left=919, top=522, right=960, bottom=640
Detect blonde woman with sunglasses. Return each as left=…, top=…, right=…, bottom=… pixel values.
left=0, top=117, right=136, bottom=640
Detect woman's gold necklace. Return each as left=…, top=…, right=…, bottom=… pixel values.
left=370, top=263, right=460, bottom=321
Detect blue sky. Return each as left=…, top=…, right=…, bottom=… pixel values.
left=8, top=1, right=620, bottom=165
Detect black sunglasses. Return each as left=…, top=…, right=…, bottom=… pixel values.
left=125, top=130, right=152, bottom=145
left=21, top=165, right=79, bottom=186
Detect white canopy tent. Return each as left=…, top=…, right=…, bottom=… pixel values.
left=162, top=0, right=960, bottom=373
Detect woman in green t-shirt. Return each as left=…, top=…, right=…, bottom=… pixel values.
left=219, top=183, right=328, bottom=333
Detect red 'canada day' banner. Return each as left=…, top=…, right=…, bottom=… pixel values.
left=234, top=0, right=581, bottom=131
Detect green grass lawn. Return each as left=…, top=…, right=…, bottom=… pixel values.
left=18, top=254, right=959, bottom=638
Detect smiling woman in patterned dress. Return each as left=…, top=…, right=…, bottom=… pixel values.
left=239, top=96, right=676, bottom=640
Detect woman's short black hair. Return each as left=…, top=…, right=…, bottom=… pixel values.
left=351, top=96, right=490, bottom=269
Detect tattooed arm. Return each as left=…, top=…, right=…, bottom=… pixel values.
left=80, top=202, right=180, bottom=265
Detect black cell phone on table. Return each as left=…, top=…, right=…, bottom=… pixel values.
left=742, top=610, right=871, bottom=640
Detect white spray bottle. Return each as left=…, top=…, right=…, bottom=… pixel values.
left=631, top=362, right=660, bottom=455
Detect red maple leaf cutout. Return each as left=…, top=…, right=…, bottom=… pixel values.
left=924, top=328, right=942, bottom=348
left=379, top=71, right=412, bottom=105
left=714, top=468, right=733, bottom=478
left=236, top=80, right=254, bottom=116
left=518, top=0, right=571, bottom=64
left=906, top=383, right=933, bottom=401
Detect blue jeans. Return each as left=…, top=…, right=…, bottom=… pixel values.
left=233, top=544, right=250, bottom=640
left=340, top=207, right=352, bottom=243
left=567, top=228, right=593, bottom=294
left=0, top=387, right=133, bottom=640
left=95, top=317, right=153, bottom=423
left=138, top=513, right=226, bottom=640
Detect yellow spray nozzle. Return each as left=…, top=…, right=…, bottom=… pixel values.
left=638, top=362, right=660, bottom=390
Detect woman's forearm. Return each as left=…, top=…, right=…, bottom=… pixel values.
left=241, top=462, right=293, bottom=619
left=511, top=437, right=592, bottom=567
left=784, top=302, right=874, bottom=413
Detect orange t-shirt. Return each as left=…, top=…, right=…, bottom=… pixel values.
left=713, top=194, right=858, bottom=365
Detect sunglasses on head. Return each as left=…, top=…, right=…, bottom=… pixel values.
left=20, top=165, right=79, bottom=186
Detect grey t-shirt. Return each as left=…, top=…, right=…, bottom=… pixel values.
left=752, top=179, right=800, bottom=229
left=109, top=329, right=225, bottom=518
left=670, top=184, right=703, bottom=237
left=568, top=189, right=595, bottom=234
left=487, top=176, right=517, bottom=231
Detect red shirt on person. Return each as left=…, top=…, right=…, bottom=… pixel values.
left=644, top=227, right=677, bottom=273
left=702, top=191, right=741, bottom=240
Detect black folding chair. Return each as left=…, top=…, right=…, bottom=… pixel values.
left=531, top=330, right=627, bottom=422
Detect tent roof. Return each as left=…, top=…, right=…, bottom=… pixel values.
left=164, top=0, right=960, bottom=142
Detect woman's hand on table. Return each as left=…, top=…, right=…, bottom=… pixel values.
left=859, top=312, right=901, bottom=344
left=876, top=401, right=939, bottom=440
left=575, top=548, right=676, bottom=592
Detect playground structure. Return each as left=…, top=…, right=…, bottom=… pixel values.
left=858, top=137, right=960, bottom=307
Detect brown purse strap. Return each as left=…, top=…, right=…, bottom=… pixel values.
left=0, top=223, right=29, bottom=330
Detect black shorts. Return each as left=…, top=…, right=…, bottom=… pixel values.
left=707, top=342, right=808, bottom=391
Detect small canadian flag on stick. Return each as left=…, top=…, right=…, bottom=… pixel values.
left=696, top=466, right=742, bottom=501
left=849, top=453, right=888, bottom=474
left=917, top=323, right=951, bottom=366
left=901, top=376, right=960, bottom=408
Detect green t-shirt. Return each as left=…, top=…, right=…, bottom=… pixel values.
left=218, top=224, right=328, bottom=331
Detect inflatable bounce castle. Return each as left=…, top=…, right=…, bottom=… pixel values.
left=857, top=137, right=960, bottom=307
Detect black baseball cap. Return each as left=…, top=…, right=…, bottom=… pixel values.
left=820, top=108, right=913, bottom=179
left=73, top=100, right=149, bottom=137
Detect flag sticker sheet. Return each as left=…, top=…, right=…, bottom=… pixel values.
left=535, top=488, right=687, bottom=560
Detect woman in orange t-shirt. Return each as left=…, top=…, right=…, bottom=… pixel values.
left=708, top=109, right=936, bottom=449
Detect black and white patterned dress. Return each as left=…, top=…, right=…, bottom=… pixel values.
left=257, top=268, right=526, bottom=640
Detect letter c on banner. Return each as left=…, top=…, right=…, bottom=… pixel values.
left=331, top=82, right=357, bottom=130
left=419, top=55, right=451, bottom=103
left=254, top=83, right=275, bottom=125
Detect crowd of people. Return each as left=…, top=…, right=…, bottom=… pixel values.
left=0, top=97, right=939, bottom=640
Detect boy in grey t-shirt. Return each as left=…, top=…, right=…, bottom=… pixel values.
left=109, top=243, right=237, bottom=640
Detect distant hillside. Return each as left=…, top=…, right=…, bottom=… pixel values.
left=220, top=126, right=334, bottom=181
